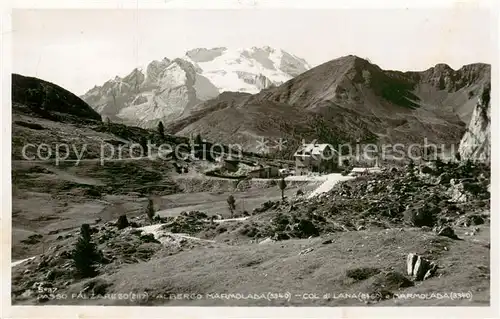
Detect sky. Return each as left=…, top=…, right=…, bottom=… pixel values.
left=12, top=7, right=495, bottom=95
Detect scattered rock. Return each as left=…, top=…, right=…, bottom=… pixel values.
left=448, top=183, right=468, bottom=202
left=21, top=234, right=43, bottom=245
left=420, top=166, right=434, bottom=175
left=139, top=233, right=160, bottom=243
left=457, top=214, right=485, bottom=227
left=21, top=290, right=33, bottom=298
left=84, top=278, right=111, bottom=296
left=366, top=271, right=414, bottom=300
left=406, top=253, right=418, bottom=276
left=45, top=270, right=56, bottom=281
left=438, top=173, right=452, bottom=185
left=298, top=248, right=314, bottom=255
left=322, top=239, right=333, bottom=245
left=253, top=200, right=280, bottom=214
left=406, top=253, right=438, bottom=281
left=436, top=226, right=459, bottom=239
left=423, top=263, right=438, bottom=280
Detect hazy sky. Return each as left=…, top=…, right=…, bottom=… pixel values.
left=12, top=8, right=494, bottom=95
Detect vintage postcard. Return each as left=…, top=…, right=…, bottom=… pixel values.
left=1, top=0, right=498, bottom=318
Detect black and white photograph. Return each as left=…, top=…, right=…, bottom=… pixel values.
left=1, top=0, right=498, bottom=316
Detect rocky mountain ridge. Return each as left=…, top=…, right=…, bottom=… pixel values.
left=81, top=46, right=311, bottom=128
left=168, top=55, right=490, bottom=154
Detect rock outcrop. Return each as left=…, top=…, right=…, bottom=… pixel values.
left=458, top=83, right=491, bottom=162
left=81, top=58, right=206, bottom=128
left=406, top=253, right=438, bottom=281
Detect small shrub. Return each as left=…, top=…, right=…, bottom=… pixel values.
left=272, top=213, right=290, bottom=231
left=295, top=219, right=319, bottom=237
left=346, top=267, right=381, bottom=281
left=157, top=121, right=165, bottom=139
left=130, top=229, right=143, bottom=236
left=85, top=187, right=102, bottom=198
left=404, top=204, right=438, bottom=227
left=84, top=278, right=110, bottom=296
left=278, top=177, right=287, bottom=201
left=217, top=226, right=227, bottom=233
left=146, top=198, right=155, bottom=221
left=72, top=224, right=101, bottom=278
left=140, top=233, right=160, bottom=243
left=116, top=215, right=129, bottom=230
left=227, top=195, right=236, bottom=218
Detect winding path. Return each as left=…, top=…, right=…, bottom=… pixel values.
left=307, top=173, right=354, bottom=198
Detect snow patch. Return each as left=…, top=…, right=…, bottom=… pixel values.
left=12, top=256, right=36, bottom=268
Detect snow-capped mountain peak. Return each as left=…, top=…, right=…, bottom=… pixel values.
left=182, top=46, right=311, bottom=93
left=81, top=46, right=311, bottom=127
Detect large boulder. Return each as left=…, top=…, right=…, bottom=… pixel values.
left=406, top=253, right=438, bottom=281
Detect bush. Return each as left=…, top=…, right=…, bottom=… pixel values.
left=117, top=215, right=129, bottom=230
left=404, top=204, right=438, bottom=227
left=72, top=224, right=101, bottom=278
left=227, top=195, right=236, bottom=218
left=278, top=177, right=287, bottom=201
left=146, top=198, right=155, bottom=221
left=295, top=219, right=319, bottom=237
left=84, top=278, right=110, bottom=296
left=157, top=121, right=165, bottom=139
left=272, top=213, right=290, bottom=231
left=140, top=233, right=160, bottom=243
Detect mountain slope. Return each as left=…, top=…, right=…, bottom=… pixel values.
left=168, top=56, right=490, bottom=154
left=81, top=46, right=311, bottom=128
left=12, top=74, right=102, bottom=122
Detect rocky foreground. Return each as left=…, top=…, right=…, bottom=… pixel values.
left=11, top=160, right=490, bottom=306
left=228, top=159, right=490, bottom=241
